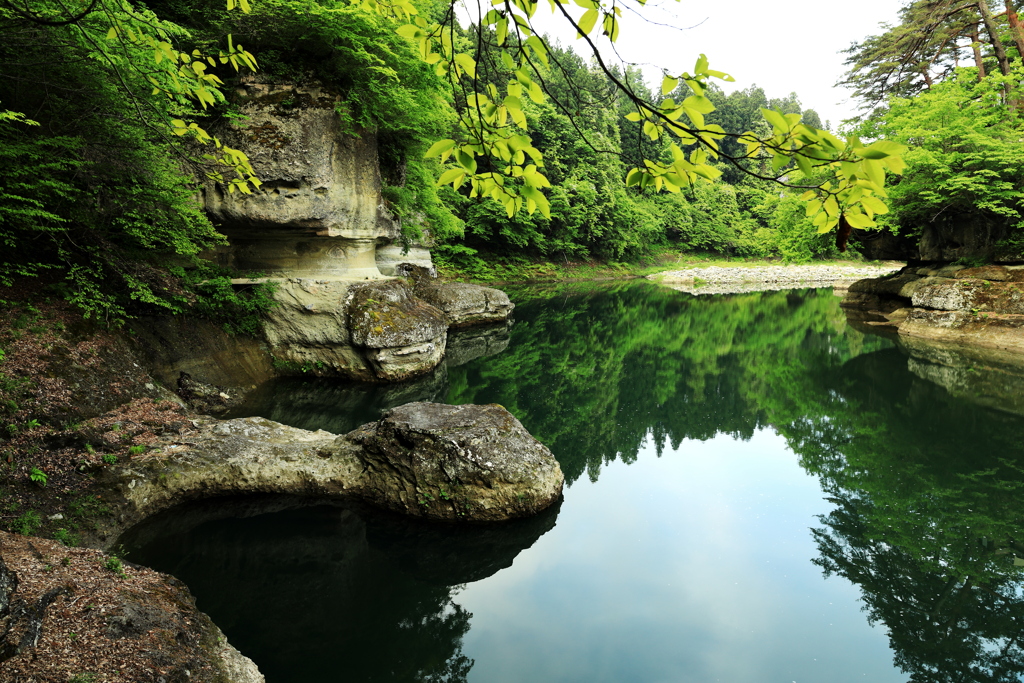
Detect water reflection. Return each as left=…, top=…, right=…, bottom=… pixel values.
left=121, top=496, right=559, bottom=682
left=130, top=281, right=1024, bottom=683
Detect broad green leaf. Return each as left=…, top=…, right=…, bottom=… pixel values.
left=454, top=53, right=476, bottom=78
left=424, top=139, right=456, bottom=159
left=682, top=95, right=714, bottom=115
left=861, top=195, right=889, bottom=215
left=438, top=168, right=466, bottom=187
left=624, top=112, right=643, bottom=122
left=578, top=9, right=599, bottom=36
left=844, top=210, right=876, bottom=229
left=761, top=108, right=789, bottom=133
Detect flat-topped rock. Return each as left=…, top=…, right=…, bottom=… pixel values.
left=414, top=280, right=515, bottom=327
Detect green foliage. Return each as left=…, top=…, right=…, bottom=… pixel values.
left=856, top=66, right=1024, bottom=257
left=104, top=554, right=127, bottom=578
left=13, top=509, right=41, bottom=535
left=169, top=265, right=279, bottom=336
left=28, top=467, right=47, bottom=487
left=54, top=527, right=79, bottom=546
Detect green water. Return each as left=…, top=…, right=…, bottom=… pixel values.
left=123, top=281, right=1024, bottom=682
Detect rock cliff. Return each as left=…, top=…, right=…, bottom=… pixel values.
left=842, top=264, right=1024, bottom=356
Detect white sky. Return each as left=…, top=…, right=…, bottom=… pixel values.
left=525, top=0, right=903, bottom=129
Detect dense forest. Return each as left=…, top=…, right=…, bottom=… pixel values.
left=2, top=0, right=1024, bottom=320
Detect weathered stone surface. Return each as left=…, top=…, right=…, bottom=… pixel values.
left=98, top=404, right=562, bottom=538
left=898, top=308, right=1024, bottom=354
left=204, top=79, right=396, bottom=242
left=414, top=281, right=515, bottom=327
left=0, top=532, right=263, bottom=683
left=105, top=417, right=364, bottom=534
left=350, top=402, right=563, bottom=522
left=346, top=280, right=447, bottom=381
left=954, top=265, right=1013, bottom=281
left=200, top=79, right=400, bottom=280
left=376, top=242, right=435, bottom=277
left=847, top=271, right=922, bottom=298
left=132, top=315, right=275, bottom=394
left=911, top=279, right=1024, bottom=313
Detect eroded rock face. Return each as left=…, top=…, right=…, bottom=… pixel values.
left=350, top=402, right=563, bottom=522
left=255, top=278, right=449, bottom=382
left=0, top=532, right=263, bottom=683
left=414, top=281, right=515, bottom=328
left=99, top=405, right=562, bottom=540
left=202, top=79, right=399, bottom=280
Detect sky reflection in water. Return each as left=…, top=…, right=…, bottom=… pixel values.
left=458, top=430, right=898, bottom=683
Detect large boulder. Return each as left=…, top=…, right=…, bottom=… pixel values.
left=414, top=280, right=515, bottom=328
left=347, top=280, right=448, bottom=381
left=349, top=402, right=563, bottom=522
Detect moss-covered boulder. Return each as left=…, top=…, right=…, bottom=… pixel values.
left=346, top=280, right=448, bottom=381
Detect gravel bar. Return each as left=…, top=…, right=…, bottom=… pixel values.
left=649, top=263, right=903, bottom=295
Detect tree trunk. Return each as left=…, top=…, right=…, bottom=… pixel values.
left=977, top=0, right=1011, bottom=75
left=1006, top=0, right=1024, bottom=60
left=970, top=27, right=988, bottom=78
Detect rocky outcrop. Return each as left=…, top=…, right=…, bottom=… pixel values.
left=349, top=403, right=563, bottom=522
left=853, top=215, right=1024, bottom=263
left=842, top=264, right=1024, bottom=355
left=203, top=79, right=398, bottom=280
left=0, top=532, right=263, bottom=683
left=413, top=280, right=515, bottom=328
left=255, top=278, right=448, bottom=382
left=95, top=403, right=562, bottom=541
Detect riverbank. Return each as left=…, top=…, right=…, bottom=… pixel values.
left=648, top=262, right=904, bottom=295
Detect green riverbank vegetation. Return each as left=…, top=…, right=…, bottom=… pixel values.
left=1, top=0, right=915, bottom=325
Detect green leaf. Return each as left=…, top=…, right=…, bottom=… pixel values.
left=424, top=139, right=457, bottom=159
left=624, top=112, right=643, bottom=122
left=438, top=168, right=466, bottom=187
left=761, top=108, right=789, bottom=133
left=844, top=210, right=876, bottom=229
left=456, top=149, right=478, bottom=174
left=682, top=95, right=714, bottom=115
left=454, top=53, right=476, bottom=79
left=855, top=140, right=907, bottom=160
left=578, top=9, right=599, bottom=36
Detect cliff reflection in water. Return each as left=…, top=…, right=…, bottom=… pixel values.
left=122, top=497, right=559, bottom=682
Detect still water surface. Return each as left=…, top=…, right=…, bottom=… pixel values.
left=123, top=281, right=1024, bottom=682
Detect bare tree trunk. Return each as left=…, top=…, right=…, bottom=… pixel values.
left=978, top=0, right=1011, bottom=74
left=1006, top=0, right=1024, bottom=60
left=971, top=27, right=988, bottom=77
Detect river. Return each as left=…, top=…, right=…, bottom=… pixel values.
left=122, top=280, right=1024, bottom=683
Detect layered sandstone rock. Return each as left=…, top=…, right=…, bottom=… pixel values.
left=203, top=79, right=398, bottom=280
left=843, top=264, right=1024, bottom=356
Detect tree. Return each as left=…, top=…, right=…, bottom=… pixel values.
left=389, top=0, right=906, bottom=242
